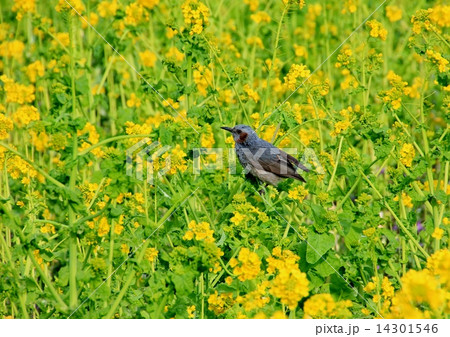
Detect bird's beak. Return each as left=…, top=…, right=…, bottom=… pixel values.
left=221, top=126, right=234, bottom=133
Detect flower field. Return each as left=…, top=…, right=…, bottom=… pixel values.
left=0, top=0, right=449, bottom=319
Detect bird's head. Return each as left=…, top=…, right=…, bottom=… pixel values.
left=221, top=124, right=256, bottom=144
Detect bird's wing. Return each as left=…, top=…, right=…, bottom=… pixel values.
left=253, top=148, right=307, bottom=182
left=256, top=139, right=310, bottom=172
left=284, top=151, right=310, bottom=173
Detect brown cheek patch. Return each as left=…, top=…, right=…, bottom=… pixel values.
left=237, top=132, right=248, bottom=143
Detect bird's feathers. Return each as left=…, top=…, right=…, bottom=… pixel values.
left=222, top=124, right=309, bottom=185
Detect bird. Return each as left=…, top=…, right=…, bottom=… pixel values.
left=221, top=124, right=309, bottom=186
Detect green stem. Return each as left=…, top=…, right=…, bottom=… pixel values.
left=327, top=136, right=344, bottom=192
left=432, top=27, right=450, bottom=50
left=361, top=171, right=429, bottom=259
left=200, top=273, right=205, bottom=320
left=260, top=3, right=289, bottom=116
left=202, top=34, right=250, bottom=124
left=29, top=249, right=68, bottom=311
left=103, top=190, right=193, bottom=318
left=336, top=176, right=361, bottom=210
left=68, top=15, right=79, bottom=310
left=0, top=226, right=29, bottom=318
left=0, top=142, right=66, bottom=190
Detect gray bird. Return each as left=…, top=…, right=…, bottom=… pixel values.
left=221, top=124, right=309, bottom=186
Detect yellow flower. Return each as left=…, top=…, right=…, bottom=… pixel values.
left=0, top=40, right=25, bottom=59
left=431, top=227, right=444, bottom=240
left=244, top=0, right=258, bottom=11
left=166, top=27, right=178, bottom=39
left=230, top=211, right=246, bottom=225
left=330, top=119, right=352, bottom=136
left=181, top=0, right=210, bottom=35
left=303, top=294, right=353, bottom=318
left=373, top=294, right=381, bottom=303
left=81, top=12, right=99, bottom=28
left=0, top=75, right=35, bottom=104
left=187, top=305, right=196, bottom=318
left=335, top=46, right=353, bottom=69
left=165, top=46, right=185, bottom=62
left=250, top=11, right=271, bottom=24
left=236, top=281, right=270, bottom=311
left=294, top=44, right=308, bottom=58
left=363, top=227, right=376, bottom=237
left=381, top=277, right=394, bottom=299
left=427, top=249, right=450, bottom=288
left=201, top=124, right=215, bottom=147
left=386, top=5, right=402, bottom=22
left=363, top=281, right=376, bottom=293
left=30, top=131, right=49, bottom=152
left=55, top=0, right=85, bottom=14
left=270, top=311, right=287, bottom=319
left=97, top=217, right=110, bottom=237
left=40, top=223, right=56, bottom=234
left=284, top=64, right=310, bottom=91
left=426, top=50, right=449, bottom=73
left=144, top=247, right=159, bottom=262
left=399, top=143, right=415, bottom=167
left=429, top=5, right=450, bottom=28
left=54, top=32, right=70, bottom=47
left=243, top=84, right=260, bottom=103
left=341, top=0, right=357, bottom=14
left=229, top=247, right=261, bottom=281
left=193, top=64, right=212, bottom=96
left=33, top=249, right=44, bottom=268
left=126, top=93, right=141, bottom=108
left=12, top=0, right=37, bottom=21
left=246, top=36, right=264, bottom=49
left=114, top=216, right=124, bottom=235
left=393, top=192, right=413, bottom=208
left=139, top=50, right=157, bottom=67
left=183, top=220, right=215, bottom=243
left=98, top=0, right=118, bottom=17
left=137, top=0, right=159, bottom=10
left=0, top=114, right=13, bottom=140
left=120, top=243, right=129, bottom=254
left=12, top=105, right=40, bottom=127
left=267, top=247, right=309, bottom=309
left=207, top=291, right=234, bottom=315
left=77, top=122, right=104, bottom=157
left=287, top=185, right=309, bottom=202
left=26, top=60, right=45, bottom=83
left=124, top=2, right=148, bottom=26
left=366, top=19, right=387, bottom=40
left=6, top=155, right=42, bottom=183
left=388, top=269, right=446, bottom=318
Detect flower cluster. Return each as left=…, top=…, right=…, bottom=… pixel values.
left=183, top=220, right=215, bottom=243
left=284, top=64, right=310, bottom=91
left=181, top=0, right=210, bottom=35
left=266, top=247, right=309, bottom=309
left=303, top=294, right=353, bottom=318
left=366, top=19, right=388, bottom=40
left=399, top=143, right=415, bottom=168
left=230, top=248, right=261, bottom=281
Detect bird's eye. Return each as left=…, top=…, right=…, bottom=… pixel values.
left=236, top=129, right=241, bottom=134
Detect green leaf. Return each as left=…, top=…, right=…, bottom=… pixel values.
left=314, top=254, right=341, bottom=277
left=338, top=210, right=354, bottom=235
left=306, top=232, right=335, bottom=264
